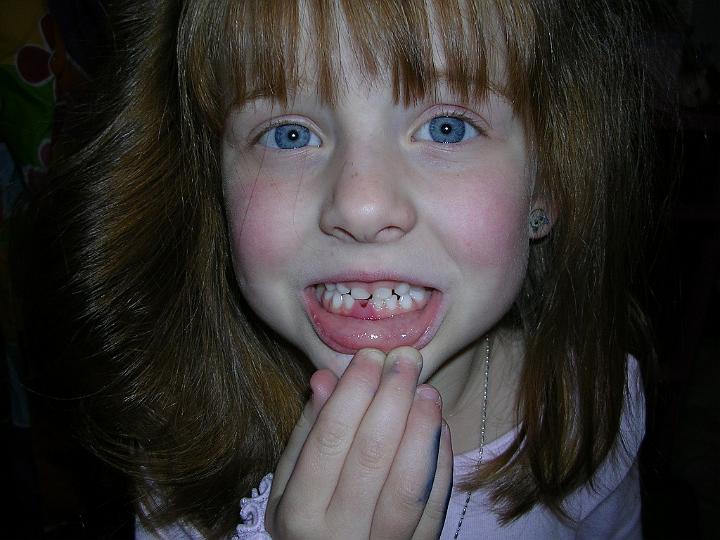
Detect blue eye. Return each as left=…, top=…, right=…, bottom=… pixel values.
left=415, top=116, right=478, bottom=144
left=258, top=123, right=321, bottom=149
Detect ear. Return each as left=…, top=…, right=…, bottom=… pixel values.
left=528, top=197, right=554, bottom=240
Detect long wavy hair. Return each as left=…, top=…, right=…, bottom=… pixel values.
left=40, top=0, right=652, bottom=536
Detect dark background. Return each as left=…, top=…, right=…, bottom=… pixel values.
left=1, top=1, right=719, bottom=538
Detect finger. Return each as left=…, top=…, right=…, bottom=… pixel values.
left=310, top=368, right=339, bottom=407
left=328, top=347, right=423, bottom=530
left=271, top=369, right=338, bottom=497
left=370, top=384, right=444, bottom=540
left=280, top=348, right=386, bottom=516
left=412, top=419, right=453, bottom=539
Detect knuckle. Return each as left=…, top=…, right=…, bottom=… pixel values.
left=355, top=436, right=387, bottom=472
left=314, top=417, right=351, bottom=458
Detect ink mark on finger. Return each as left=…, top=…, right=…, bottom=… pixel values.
left=419, top=426, right=442, bottom=503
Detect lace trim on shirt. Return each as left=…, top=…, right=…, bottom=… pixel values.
left=233, top=473, right=273, bottom=540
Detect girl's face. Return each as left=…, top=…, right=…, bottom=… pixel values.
left=222, top=46, right=536, bottom=381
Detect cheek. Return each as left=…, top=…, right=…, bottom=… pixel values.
left=434, top=171, right=530, bottom=270
left=224, top=175, right=303, bottom=284
left=465, top=190, right=528, bottom=265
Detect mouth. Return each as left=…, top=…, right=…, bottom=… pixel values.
left=303, top=279, right=444, bottom=354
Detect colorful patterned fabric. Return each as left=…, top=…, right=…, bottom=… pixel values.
left=1, top=0, right=97, bottom=425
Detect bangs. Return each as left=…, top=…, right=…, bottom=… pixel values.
left=178, top=0, right=537, bottom=130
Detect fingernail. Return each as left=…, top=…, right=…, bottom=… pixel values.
left=387, top=347, right=422, bottom=371
left=416, top=384, right=441, bottom=406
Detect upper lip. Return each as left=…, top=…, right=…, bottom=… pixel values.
left=306, top=271, right=440, bottom=290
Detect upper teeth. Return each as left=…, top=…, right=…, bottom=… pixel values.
left=350, top=287, right=371, bottom=300
left=373, top=287, right=392, bottom=300
left=315, top=281, right=430, bottom=312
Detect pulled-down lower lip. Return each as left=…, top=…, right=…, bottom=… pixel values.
left=303, top=284, right=444, bottom=354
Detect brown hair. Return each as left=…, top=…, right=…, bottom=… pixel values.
left=43, top=0, right=652, bottom=536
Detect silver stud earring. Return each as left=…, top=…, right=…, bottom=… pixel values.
left=529, top=208, right=550, bottom=235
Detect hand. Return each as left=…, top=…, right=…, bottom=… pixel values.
left=266, top=347, right=453, bottom=539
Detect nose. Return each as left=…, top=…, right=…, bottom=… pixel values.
left=319, top=148, right=417, bottom=243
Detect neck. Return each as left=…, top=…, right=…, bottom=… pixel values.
left=428, top=328, right=524, bottom=455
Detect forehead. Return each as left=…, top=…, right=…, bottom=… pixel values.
left=223, top=0, right=526, bottom=108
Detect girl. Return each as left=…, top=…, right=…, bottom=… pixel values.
left=45, top=0, right=651, bottom=538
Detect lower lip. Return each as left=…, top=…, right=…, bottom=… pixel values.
left=303, top=287, right=444, bottom=354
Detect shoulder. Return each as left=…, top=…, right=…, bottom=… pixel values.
left=565, top=355, right=645, bottom=534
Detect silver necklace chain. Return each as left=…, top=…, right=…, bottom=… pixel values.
left=453, top=335, right=491, bottom=539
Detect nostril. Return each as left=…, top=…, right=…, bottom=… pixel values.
left=328, top=225, right=406, bottom=243
left=373, top=226, right=406, bottom=243
left=330, top=227, right=358, bottom=242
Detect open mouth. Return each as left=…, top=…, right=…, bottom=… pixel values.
left=304, top=279, right=443, bottom=354
left=315, top=281, right=431, bottom=317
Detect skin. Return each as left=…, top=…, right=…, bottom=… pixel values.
left=221, top=30, right=547, bottom=540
